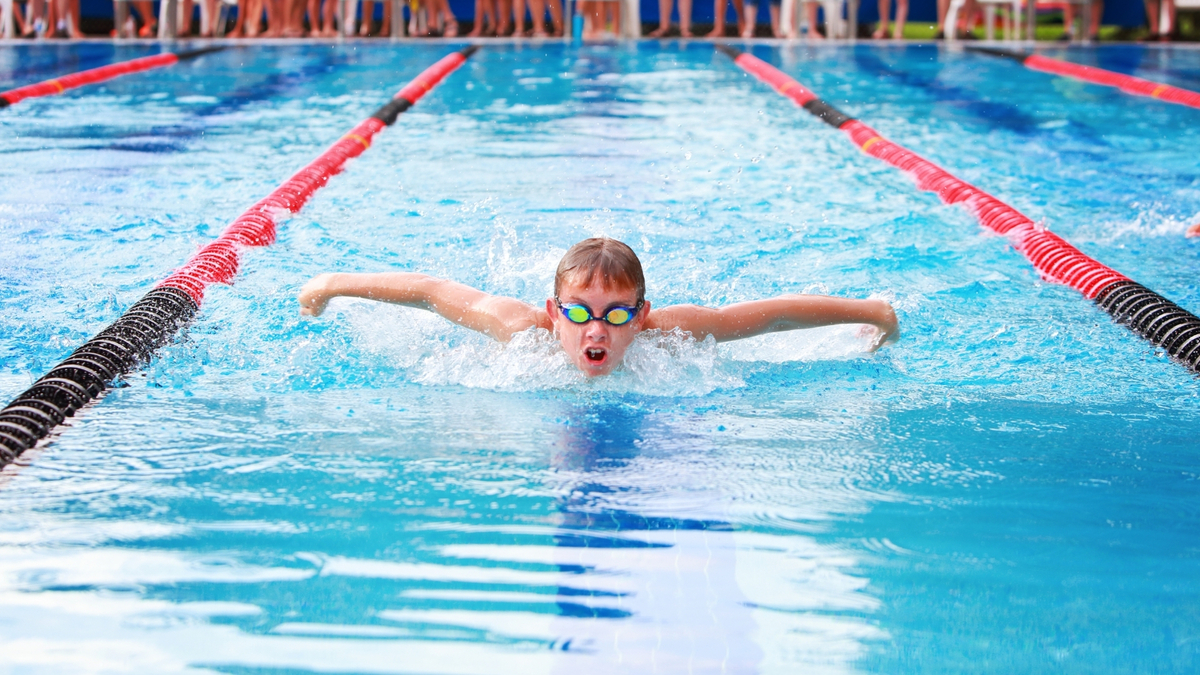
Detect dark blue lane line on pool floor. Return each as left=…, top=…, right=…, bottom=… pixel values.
left=5, top=49, right=350, bottom=155
left=851, top=50, right=1109, bottom=155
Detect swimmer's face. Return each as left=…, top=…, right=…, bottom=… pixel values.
left=547, top=278, right=649, bottom=378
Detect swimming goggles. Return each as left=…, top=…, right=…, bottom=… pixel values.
left=555, top=298, right=643, bottom=326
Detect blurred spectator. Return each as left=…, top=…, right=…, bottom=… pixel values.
left=650, top=0, right=693, bottom=36
left=875, top=0, right=907, bottom=38
left=707, top=0, right=745, bottom=36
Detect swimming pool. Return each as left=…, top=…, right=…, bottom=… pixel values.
left=1, top=40, right=1199, bottom=673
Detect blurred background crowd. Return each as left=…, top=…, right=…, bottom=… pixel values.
left=3, top=0, right=1193, bottom=42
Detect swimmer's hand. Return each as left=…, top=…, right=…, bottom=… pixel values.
left=1188, top=223, right=1200, bottom=238
left=859, top=302, right=899, bottom=352
left=298, top=274, right=336, bottom=317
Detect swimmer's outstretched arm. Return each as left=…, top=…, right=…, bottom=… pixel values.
left=648, top=295, right=899, bottom=351
left=298, top=273, right=550, bottom=342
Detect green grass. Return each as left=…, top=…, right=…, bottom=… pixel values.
left=890, top=19, right=1159, bottom=42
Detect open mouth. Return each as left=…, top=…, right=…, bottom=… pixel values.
left=585, top=348, right=607, bottom=364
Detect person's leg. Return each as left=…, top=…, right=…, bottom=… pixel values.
left=891, top=0, right=906, bottom=37
left=1088, top=0, right=1103, bottom=38
left=960, top=0, right=977, bottom=36
left=358, top=0, right=373, bottom=33
left=309, top=0, right=324, bottom=34
left=805, top=1, right=823, bottom=37
left=546, top=0, right=561, bottom=33
left=229, top=0, right=245, bottom=35
left=134, top=0, right=156, bottom=35
left=202, top=0, right=219, bottom=34
left=291, top=0, right=307, bottom=35
left=742, top=1, right=755, bottom=36
left=731, top=0, right=745, bottom=35
left=263, top=0, right=283, bottom=34
left=497, top=0, right=511, bottom=33
left=1145, top=0, right=1159, bottom=36
left=322, top=0, right=337, bottom=34
left=63, top=0, right=82, bottom=35
left=678, top=0, right=691, bottom=34
left=707, top=0, right=726, bottom=35
left=650, top=0, right=672, bottom=35
left=935, top=0, right=947, bottom=37
left=529, top=0, right=546, bottom=34
left=582, top=0, right=598, bottom=37
left=874, top=0, right=889, bottom=37
left=246, top=0, right=264, bottom=35
left=768, top=0, right=779, bottom=36
left=180, top=0, right=194, bottom=33
left=437, top=0, right=456, bottom=34
left=512, top=0, right=525, bottom=34
left=470, top=0, right=484, bottom=33
left=378, top=0, right=391, bottom=36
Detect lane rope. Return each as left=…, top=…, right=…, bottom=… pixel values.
left=717, top=45, right=1200, bottom=375
left=0, top=47, right=225, bottom=109
left=968, top=47, right=1200, bottom=111
left=0, top=46, right=479, bottom=466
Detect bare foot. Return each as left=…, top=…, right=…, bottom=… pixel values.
left=680, top=28, right=692, bottom=37
left=872, top=26, right=886, bottom=39
left=705, top=25, right=724, bottom=37
left=648, top=24, right=669, bottom=37
left=808, top=29, right=824, bottom=39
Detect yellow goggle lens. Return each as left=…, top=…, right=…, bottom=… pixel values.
left=565, top=306, right=592, bottom=323
left=604, top=308, right=632, bottom=325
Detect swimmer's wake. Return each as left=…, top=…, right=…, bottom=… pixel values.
left=0, top=47, right=479, bottom=468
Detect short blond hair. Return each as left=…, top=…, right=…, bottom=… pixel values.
left=554, top=238, right=646, bottom=303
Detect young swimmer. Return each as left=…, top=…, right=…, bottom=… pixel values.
left=297, top=238, right=899, bottom=377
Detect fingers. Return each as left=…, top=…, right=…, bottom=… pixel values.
left=297, top=276, right=330, bottom=317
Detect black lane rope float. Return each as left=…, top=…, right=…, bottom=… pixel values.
left=969, top=47, right=1200, bottom=111
left=717, top=45, right=1200, bottom=375
left=0, top=47, right=225, bottom=109
left=0, top=46, right=479, bottom=467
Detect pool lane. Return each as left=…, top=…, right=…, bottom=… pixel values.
left=0, top=47, right=224, bottom=109
left=720, top=45, right=1200, bottom=376
left=0, top=47, right=479, bottom=468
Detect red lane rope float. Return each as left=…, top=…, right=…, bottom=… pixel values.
left=0, top=46, right=479, bottom=466
left=717, top=45, right=1200, bottom=375
left=0, top=47, right=224, bottom=109
left=969, top=47, right=1200, bottom=111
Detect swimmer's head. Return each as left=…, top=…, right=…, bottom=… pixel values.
left=547, top=238, right=650, bottom=377
left=553, top=238, right=646, bottom=304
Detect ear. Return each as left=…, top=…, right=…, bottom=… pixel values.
left=634, top=300, right=651, bottom=330
left=545, top=298, right=558, bottom=328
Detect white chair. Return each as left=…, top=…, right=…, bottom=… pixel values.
left=1021, top=0, right=1093, bottom=42
left=944, top=0, right=1021, bottom=41
left=779, top=0, right=859, bottom=39
left=1164, top=0, right=1197, bottom=36
left=1, top=0, right=15, bottom=39
left=574, top=0, right=640, bottom=38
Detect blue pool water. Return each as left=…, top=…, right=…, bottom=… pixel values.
left=2, top=41, right=1200, bottom=673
